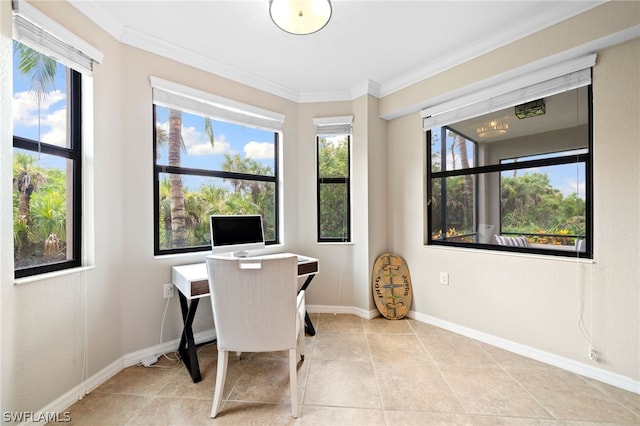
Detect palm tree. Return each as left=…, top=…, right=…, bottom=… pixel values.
left=14, top=41, right=59, bottom=140
left=13, top=153, right=47, bottom=222
left=158, top=109, right=215, bottom=248
left=13, top=43, right=60, bottom=265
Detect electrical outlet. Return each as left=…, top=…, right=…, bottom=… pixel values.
left=439, top=272, right=449, bottom=285
left=163, top=283, right=174, bottom=299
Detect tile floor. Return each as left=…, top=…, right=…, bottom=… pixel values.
left=52, top=314, right=640, bottom=425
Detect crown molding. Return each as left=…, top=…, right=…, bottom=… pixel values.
left=378, top=0, right=605, bottom=98
left=381, top=24, right=640, bottom=121
left=69, top=0, right=606, bottom=104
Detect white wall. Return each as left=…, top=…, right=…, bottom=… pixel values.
left=1, top=0, right=638, bottom=418
left=385, top=2, right=640, bottom=385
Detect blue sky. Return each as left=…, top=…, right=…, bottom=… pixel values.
left=12, top=43, right=275, bottom=192
left=154, top=106, right=276, bottom=191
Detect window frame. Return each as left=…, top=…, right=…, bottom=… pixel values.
left=316, top=134, right=352, bottom=243
left=13, top=66, right=83, bottom=278
left=152, top=106, right=281, bottom=256
left=426, top=86, right=593, bottom=259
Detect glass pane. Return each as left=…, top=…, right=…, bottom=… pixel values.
left=318, top=135, right=349, bottom=178
left=158, top=173, right=276, bottom=250
left=13, top=149, right=74, bottom=270
left=154, top=105, right=275, bottom=176
left=501, top=162, right=586, bottom=249
left=319, top=182, right=348, bottom=239
left=430, top=175, right=476, bottom=242
left=13, top=41, right=70, bottom=148
left=429, top=127, right=476, bottom=172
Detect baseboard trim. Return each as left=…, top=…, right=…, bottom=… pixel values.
left=409, top=310, right=640, bottom=395
left=307, top=303, right=379, bottom=319
left=26, top=329, right=217, bottom=426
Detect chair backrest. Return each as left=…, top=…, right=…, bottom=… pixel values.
left=205, top=254, right=299, bottom=353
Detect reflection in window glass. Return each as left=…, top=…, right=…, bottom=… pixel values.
left=426, top=85, right=592, bottom=257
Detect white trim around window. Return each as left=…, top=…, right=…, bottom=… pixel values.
left=12, top=0, right=103, bottom=75
left=150, top=76, right=285, bottom=132
left=421, top=54, right=595, bottom=130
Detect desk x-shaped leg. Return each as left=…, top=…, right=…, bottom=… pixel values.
left=177, top=293, right=201, bottom=383
left=299, top=274, right=317, bottom=336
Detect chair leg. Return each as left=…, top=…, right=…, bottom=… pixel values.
left=298, top=313, right=305, bottom=362
left=211, top=350, right=229, bottom=418
left=288, top=348, right=299, bottom=418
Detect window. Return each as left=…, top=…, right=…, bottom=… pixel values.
left=152, top=78, right=283, bottom=255
left=315, top=116, right=352, bottom=242
left=11, top=1, right=102, bottom=278
left=425, top=67, right=592, bottom=258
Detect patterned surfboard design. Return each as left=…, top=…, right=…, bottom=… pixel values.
left=372, top=253, right=413, bottom=319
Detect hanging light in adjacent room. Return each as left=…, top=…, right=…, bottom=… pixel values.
left=269, top=0, right=332, bottom=35
left=515, top=98, right=546, bottom=119
left=476, top=118, right=509, bottom=138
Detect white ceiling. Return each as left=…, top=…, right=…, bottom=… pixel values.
left=68, top=0, right=603, bottom=103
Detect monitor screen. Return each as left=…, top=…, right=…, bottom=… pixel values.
left=210, top=214, right=265, bottom=257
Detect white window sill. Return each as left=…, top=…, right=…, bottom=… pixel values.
left=14, top=265, right=95, bottom=286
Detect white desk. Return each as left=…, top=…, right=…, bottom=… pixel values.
left=171, top=253, right=319, bottom=383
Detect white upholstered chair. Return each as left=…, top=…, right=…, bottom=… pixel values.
left=205, top=254, right=305, bottom=418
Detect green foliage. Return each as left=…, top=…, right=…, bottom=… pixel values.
left=13, top=153, right=68, bottom=267
left=318, top=136, right=349, bottom=239
left=158, top=154, right=277, bottom=250
left=501, top=173, right=586, bottom=239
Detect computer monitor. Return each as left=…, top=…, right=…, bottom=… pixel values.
left=210, top=214, right=265, bottom=257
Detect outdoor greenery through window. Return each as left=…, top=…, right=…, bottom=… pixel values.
left=153, top=105, right=279, bottom=254
left=12, top=41, right=82, bottom=278
left=427, top=84, right=591, bottom=258
left=317, top=133, right=351, bottom=242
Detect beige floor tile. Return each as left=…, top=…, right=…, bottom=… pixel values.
left=439, top=365, right=552, bottom=418
left=367, top=333, right=432, bottom=363
left=298, top=406, right=386, bottom=425
left=477, top=342, right=558, bottom=370
left=304, top=359, right=380, bottom=408
left=126, top=396, right=214, bottom=425
left=419, top=332, right=499, bottom=368
left=310, top=331, right=370, bottom=362
left=228, top=357, right=297, bottom=404
left=55, top=314, right=639, bottom=425
left=363, top=316, right=413, bottom=334
left=374, top=360, right=464, bottom=413
left=211, top=401, right=298, bottom=424
left=470, top=415, right=562, bottom=425
left=158, top=356, right=219, bottom=400
left=49, top=392, right=151, bottom=425
left=406, top=318, right=456, bottom=337
left=508, top=368, right=640, bottom=423
left=94, top=362, right=182, bottom=396
left=315, top=313, right=364, bottom=333
left=385, top=410, right=475, bottom=425
left=586, top=378, right=640, bottom=417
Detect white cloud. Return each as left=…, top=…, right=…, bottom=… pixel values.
left=244, top=141, right=274, bottom=160
left=13, top=90, right=67, bottom=146
left=186, top=129, right=231, bottom=155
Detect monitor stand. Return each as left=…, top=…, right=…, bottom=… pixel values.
left=232, top=250, right=250, bottom=258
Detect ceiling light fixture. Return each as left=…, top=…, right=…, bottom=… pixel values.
left=477, top=118, right=508, bottom=138
left=269, top=0, right=332, bottom=35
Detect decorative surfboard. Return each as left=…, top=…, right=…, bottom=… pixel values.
left=372, top=253, right=413, bottom=319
